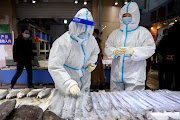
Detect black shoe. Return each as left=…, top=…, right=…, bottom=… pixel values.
left=95, top=89, right=99, bottom=92
left=9, top=84, right=13, bottom=89
left=28, top=84, right=35, bottom=88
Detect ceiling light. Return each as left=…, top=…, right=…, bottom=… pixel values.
left=32, top=0, right=36, bottom=3
left=115, top=2, right=118, bottom=5
left=64, top=19, right=68, bottom=24
left=75, top=0, right=78, bottom=4
left=84, top=1, right=87, bottom=5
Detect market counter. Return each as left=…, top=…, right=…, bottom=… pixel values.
left=0, top=66, right=53, bottom=84
left=0, top=89, right=180, bottom=120
left=0, top=66, right=111, bottom=84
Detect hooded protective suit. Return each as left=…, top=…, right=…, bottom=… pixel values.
left=105, top=2, right=155, bottom=91
left=48, top=8, right=100, bottom=95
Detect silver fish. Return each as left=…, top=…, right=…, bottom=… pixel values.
left=17, top=88, right=31, bottom=99
left=0, top=90, right=8, bottom=100
left=27, top=89, right=42, bottom=97
left=37, top=88, right=51, bottom=99
left=83, top=92, right=93, bottom=112
left=6, top=89, right=22, bottom=99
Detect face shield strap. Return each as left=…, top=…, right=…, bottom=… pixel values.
left=72, top=17, right=95, bottom=26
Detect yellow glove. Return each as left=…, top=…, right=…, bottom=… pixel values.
left=69, top=84, right=81, bottom=95
left=124, top=47, right=134, bottom=55
left=113, top=47, right=126, bottom=56
left=88, top=63, right=96, bottom=72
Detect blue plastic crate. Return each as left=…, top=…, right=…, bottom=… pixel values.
left=47, top=35, right=49, bottom=41
left=36, top=30, right=41, bottom=38
left=42, top=33, right=45, bottom=40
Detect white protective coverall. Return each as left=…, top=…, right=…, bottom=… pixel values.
left=48, top=8, right=99, bottom=94
left=105, top=2, right=155, bottom=91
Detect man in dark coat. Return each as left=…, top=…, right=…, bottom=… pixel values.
left=157, top=22, right=178, bottom=90
left=91, top=29, right=106, bottom=91
left=10, top=29, right=34, bottom=88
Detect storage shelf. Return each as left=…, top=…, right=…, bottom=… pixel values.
left=18, top=23, right=52, bottom=60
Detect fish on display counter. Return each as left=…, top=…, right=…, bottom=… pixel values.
left=42, top=110, right=65, bottom=120
left=0, top=100, right=16, bottom=120
left=8, top=105, right=43, bottom=120
left=27, top=89, right=42, bottom=97
left=17, top=88, right=31, bottom=99
left=6, top=89, right=22, bottom=99
left=0, top=89, right=8, bottom=100
left=37, top=88, right=51, bottom=99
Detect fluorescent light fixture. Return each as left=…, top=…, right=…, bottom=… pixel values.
left=75, top=0, right=78, bottom=4
left=84, top=1, right=87, bottom=5
left=32, top=0, right=36, bottom=3
left=115, top=2, right=118, bottom=5
left=64, top=19, right=68, bottom=24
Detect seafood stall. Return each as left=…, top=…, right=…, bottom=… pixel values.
left=1, top=89, right=180, bottom=120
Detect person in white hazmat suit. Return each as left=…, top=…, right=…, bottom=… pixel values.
left=48, top=8, right=100, bottom=96
left=105, top=2, right=155, bottom=91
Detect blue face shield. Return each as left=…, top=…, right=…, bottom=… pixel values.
left=122, top=17, right=132, bottom=25
left=23, top=34, right=30, bottom=38
left=77, top=33, right=89, bottom=40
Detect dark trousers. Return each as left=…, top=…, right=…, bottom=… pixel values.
left=11, top=61, right=33, bottom=87
left=174, top=62, right=179, bottom=91
left=158, top=61, right=174, bottom=90
left=158, top=62, right=166, bottom=89
left=165, top=62, right=174, bottom=90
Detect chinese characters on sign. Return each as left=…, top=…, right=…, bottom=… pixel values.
left=0, top=33, right=12, bottom=44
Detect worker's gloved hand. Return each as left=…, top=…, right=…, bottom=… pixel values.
left=124, top=47, right=134, bottom=55
left=69, top=84, right=81, bottom=95
left=113, top=47, right=126, bottom=56
left=88, top=63, right=96, bottom=72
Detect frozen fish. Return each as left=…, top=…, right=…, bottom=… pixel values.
left=6, top=89, right=22, bottom=99
left=17, top=88, right=31, bottom=99
left=83, top=92, right=93, bottom=112
left=27, top=89, right=42, bottom=97
left=0, top=90, right=8, bottom=100
left=42, top=110, right=65, bottom=120
left=0, top=100, right=16, bottom=120
left=37, top=88, right=51, bottom=99
left=8, top=105, right=43, bottom=120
